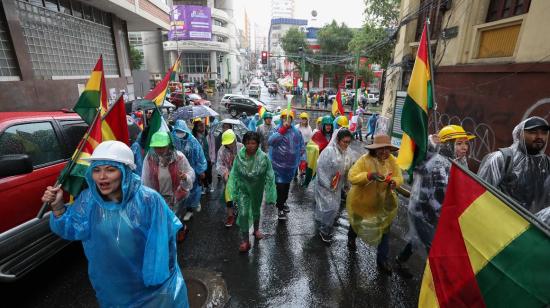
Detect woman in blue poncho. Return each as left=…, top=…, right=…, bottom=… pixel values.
left=172, top=119, right=207, bottom=221
left=42, top=140, right=189, bottom=307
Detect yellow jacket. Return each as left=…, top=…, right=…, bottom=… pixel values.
left=346, top=153, right=403, bottom=243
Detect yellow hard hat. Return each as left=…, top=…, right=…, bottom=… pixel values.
left=193, top=117, right=202, bottom=123
left=280, top=109, right=295, bottom=119
left=299, top=112, right=309, bottom=119
left=336, top=116, right=349, bottom=128
left=438, top=125, right=475, bottom=143
left=316, top=116, right=323, bottom=124
left=221, top=129, right=236, bottom=145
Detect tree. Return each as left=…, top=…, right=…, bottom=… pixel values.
left=317, top=21, right=355, bottom=86
left=364, top=0, right=401, bottom=28
left=129, top=45, right=144, bottom=70
left=348, top=24, right=394, bottom=68
left=280, top=27, right=320, bottom=82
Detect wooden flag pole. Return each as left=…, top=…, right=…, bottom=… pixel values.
left=37, top=108, right=102, bottom=218
left=425, top=17, right=439, bottom=133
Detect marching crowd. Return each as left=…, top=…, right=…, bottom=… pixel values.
left=41, top=96, right=550, bottom=306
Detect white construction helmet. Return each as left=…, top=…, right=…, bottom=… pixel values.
left=87, top=140, right=136, bottom=170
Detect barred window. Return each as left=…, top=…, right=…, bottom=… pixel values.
left=16, top=0, right=119, bottom=78
left=181, top=53, right=210, bottom=74
left=0, top=7, right=20, bottom=78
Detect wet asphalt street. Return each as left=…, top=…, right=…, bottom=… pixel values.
left=0, top=83, right=426, bottom=307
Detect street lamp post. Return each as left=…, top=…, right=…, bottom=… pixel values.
left=299, top=46, right=305, bottom=105
left=226, top=57, right=231, bottom=94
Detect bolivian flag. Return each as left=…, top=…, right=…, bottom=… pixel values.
left=419, top=163, right=550, bottom=307
left=332, top=89, right=345, bottom=116
left=145, top=56, right=181, bottom=106
left=73, top=56, right=107, bottom=125
left=396, top=23, right=433, bottom=175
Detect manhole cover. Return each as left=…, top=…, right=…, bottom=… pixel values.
left=187, top=277, right=208, bottom=308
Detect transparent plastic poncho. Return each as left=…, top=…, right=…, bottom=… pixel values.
left=314, top=141, right=353, bottom=227
left=268, top=122, right=305, bottom=183
left=172, top=120, right=207, bottom=209
left=130, top=136, right=145, bottom=176
left=215, top=143, right=244, bottom=203
left=346, top=153, right=403, bottom=245
left=50, top=160, right=188, bottom=307
left=477, top=117, right=550, bottom=214
left=256, top=123, right=275, bottom=153
left=227, top=147, right=277, bottom=232
left=142, top=148, right=195, bottom=209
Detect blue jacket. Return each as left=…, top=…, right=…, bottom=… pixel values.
left=50, top=160, right=188, bottom=307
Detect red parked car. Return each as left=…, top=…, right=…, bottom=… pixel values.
left=0, top=111, right=88, bottom=281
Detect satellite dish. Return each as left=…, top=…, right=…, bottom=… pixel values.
left=311, top=10, right=317, bottom=17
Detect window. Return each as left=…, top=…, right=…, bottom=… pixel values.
left=58, top=120, right=87, bottom=156
left=58, top=0, right=71, bottom=14
left=486, top=0, right=531, bottom=22
left=0, top=8, right=20, bottom=77
left=0, top=122, right=64, bottom=167
left=414, top=0, right=445, bottom=42
left=16, top=0, right=118, bottom=77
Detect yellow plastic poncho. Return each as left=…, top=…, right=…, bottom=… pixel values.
left=346, top=153, right=403, bottom=245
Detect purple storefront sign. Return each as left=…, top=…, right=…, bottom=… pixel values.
left=168, top=5, right=212, bottom=41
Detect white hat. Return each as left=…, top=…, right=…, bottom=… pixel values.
left=87, top=140, right=136, bottom=170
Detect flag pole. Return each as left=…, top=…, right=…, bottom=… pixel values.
left=425, top=17, right=439, bottom=133
left=37, top=108, right=102, bottom=218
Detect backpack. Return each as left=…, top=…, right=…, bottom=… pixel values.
left=479, top=147, right=514, bottom=185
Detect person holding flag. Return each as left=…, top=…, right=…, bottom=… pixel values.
left=315, top=129, right=354, bottom=243
left=42, top=140, right=190, bottom=307
left=268, top=108, right=306, bottom=220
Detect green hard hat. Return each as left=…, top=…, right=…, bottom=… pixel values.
left=262, top=112, right=273, bottom=119
left=321, top=115, right=333, bottom=125
left=150, top=131, right=171, bottom=148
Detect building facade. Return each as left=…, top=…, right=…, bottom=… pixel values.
left=271, top=0, right=294, bottom=19
left=0, top=0, right=170, bottom=111
left=383, top=0, right=550, bottom=165
left=268, top=18, right=307, bottom=78
left=159, top=0, right=241, bottom=85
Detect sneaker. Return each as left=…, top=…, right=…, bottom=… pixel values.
left=253, top=230, right=264, bottom=240
left=225, top=215, right=235, bottom=227
left=183, top=211, right=193, bottom=221
left=319, top=232, right=332, bottom=243
left=377, top=261, right=392, bottom=274
left=347, top=239, right=357, bottom=251
left=239, top=240, right=251, bottom=253
left=277, top=210, right=287, bottom=221
left=282, top=204, right=290, bottom=213
left=195, top=204, right=202, bottom=213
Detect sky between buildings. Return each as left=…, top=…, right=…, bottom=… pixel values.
left=234, top=0, right=366, bottom=42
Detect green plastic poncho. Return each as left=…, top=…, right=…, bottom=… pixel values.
left=227, top=147, right=277, bottom=232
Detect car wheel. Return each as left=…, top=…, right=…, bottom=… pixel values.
left=230, top=108, right=238, bottom=118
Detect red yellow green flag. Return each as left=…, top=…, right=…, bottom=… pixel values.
left=73, top=56, right=106, bottom=125
left=145, top=56, right=181, bottom=106
left=396, top=22, right=433, bottom=176
left=258, top=105, right=266, bottom=118
left=419, top=164, right=550, bottom=307
left=332, top=89, right=345, bottom=116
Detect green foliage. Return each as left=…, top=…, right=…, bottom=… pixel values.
left=280, top=27, right=320, bottom=81
left=364, top=0, right=401, bottom=28
left=129, top=45, right=143, bottom=70
left=317, top=21, right=355, bottom=85
left=348, top=23, right=394, bottom=68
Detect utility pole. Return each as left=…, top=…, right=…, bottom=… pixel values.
left=226, top=57, right=231, bottom=94
left=354, top=53, right=360, bottom=113
left=299, top=46, right=305, bottom=105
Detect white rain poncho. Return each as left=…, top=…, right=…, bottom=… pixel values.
left=478, top=117, right=550, bottom=214
left=50, top=160, right=189, bottom=307
left=313, top=139, right=353, bottom=228
left=256, top=123, right=274, bottom=153
left=406, top=141, right=458, bottom=250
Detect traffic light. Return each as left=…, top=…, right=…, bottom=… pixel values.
left=345, top=78, right=353, bottom=89
left=261, top=51, right=268, bottom=64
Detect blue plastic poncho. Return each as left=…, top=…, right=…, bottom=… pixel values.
left=268, top=121, right=305, bottom=183
left=50, top=160, right=188, bottom=307
left=172, top=120, right=207, bottom=210
left=247, top=113, right=260, bottom=132
left=130, top=139, right=145, bottom=175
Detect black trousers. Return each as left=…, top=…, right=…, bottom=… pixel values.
left=275, top=183, right=291, bottom=210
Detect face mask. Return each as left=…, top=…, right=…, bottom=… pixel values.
left=176, top=131, right=186, bottom=138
